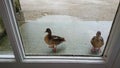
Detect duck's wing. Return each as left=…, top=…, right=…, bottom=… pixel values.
left=100, top=37, right=104, bottom=45
left=51, top=35, right=65, bottom=45
left=52, top=35, right=62, bottom=40
left=91, top=36, right=96, bottom=45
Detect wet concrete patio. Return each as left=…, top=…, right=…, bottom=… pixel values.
left=20, top=15, right=112, bottom=56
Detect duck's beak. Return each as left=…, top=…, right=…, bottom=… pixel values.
left=45, top=30, right=47, bottom=33
left=63, top=38, right=66, bottom=41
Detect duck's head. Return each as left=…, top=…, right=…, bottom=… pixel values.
left=45, top=28, right=51, bottom=34
left=96, top=31, right=101, bottom=37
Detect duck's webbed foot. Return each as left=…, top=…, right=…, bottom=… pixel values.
left=49, top=45, right=54, bottom=48
left=91, top=47, right=100, bottom=54
left=53, top=45, right=57, bottom=53
left=53, top=48, right=56, bottom=53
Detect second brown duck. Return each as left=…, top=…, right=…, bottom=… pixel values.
left=91, top=31, right=104, bottom=53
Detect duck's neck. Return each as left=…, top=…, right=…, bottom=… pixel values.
left=96, top=35, right=100, bottom=39
left=47, top=31, right=52, bottom=37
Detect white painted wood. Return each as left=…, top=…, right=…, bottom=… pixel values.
left=104, top=3, right=120, bottom=68
left=112, top=49, right=120, bottom=68
left=0, top=55, right=14, bottom=58
left=0, top=0, right=25, bottom=62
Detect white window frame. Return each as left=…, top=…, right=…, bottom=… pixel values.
left=0, top=0, right=120, bottom=68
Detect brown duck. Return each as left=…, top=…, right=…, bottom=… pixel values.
left=44, top=28, right=65, bottom=52
left=91, top=31, right=104, bottom=53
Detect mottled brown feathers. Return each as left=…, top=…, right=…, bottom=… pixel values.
left=91, top=31, right=104, bottom=48
left=44, top=28, right=65, bottom=48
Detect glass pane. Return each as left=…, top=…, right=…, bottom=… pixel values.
left=0, top=16, right=13, bottom=55
left=13, top=0, right=119, bottom=56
